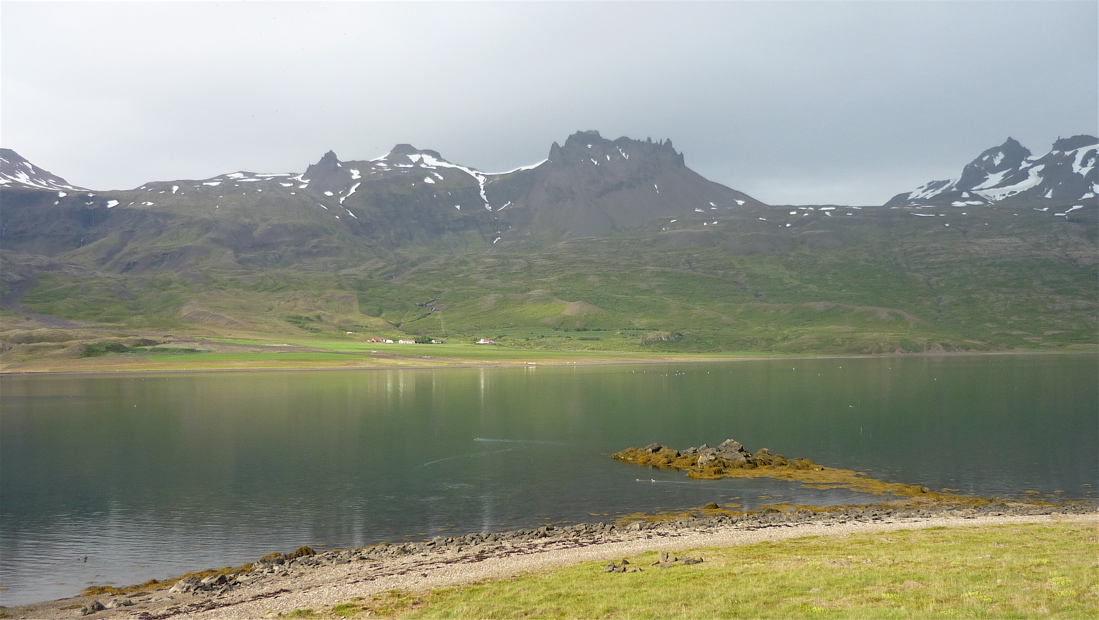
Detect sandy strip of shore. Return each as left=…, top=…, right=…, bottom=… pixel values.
left=187, top=512, right=1095, bottom=620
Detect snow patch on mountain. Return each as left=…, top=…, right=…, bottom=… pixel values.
left=384, top=148, right=496, bottom=211
left=0, top=148, right=84, bottom=191
left=976, top=164, right=1045, bottom=202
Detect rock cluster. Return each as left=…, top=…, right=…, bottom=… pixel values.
left=650, top=550, right=703, bottom=568
left=603, top=558, right=638, bottom=573
left=600, top=552, right=706, bottom=574
left=619, top=439, right=820, bottom=478
left=238, top=501, right=1092, bottom=572
left=79, top=597, right=135, bottom=615
left=167, top=572, right=242, bottom=597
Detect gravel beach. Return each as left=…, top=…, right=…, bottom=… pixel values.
left=4, top=502, right=1095, bottom=619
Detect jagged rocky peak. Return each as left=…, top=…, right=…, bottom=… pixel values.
left=0, top=148, right=85, bottom=191
left=302, top=150, right=342, bottom=180
left=547, top=130, right=685, bottom=168
left=298, top=149, right=356, bottom=194
left=955, top=137, right=1031, bottom=189
left=1052, top=135, right=1098, bottom=152
left=382, top=144, right=449, bottom=166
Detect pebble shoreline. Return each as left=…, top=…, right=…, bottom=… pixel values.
left=5, top=501, right=1096, bottom=619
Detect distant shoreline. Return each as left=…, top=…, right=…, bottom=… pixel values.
left=2, top=347, right=1093, bottom=377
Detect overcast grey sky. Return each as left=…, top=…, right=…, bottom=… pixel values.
left=3, top=1, right=1096, bottom=205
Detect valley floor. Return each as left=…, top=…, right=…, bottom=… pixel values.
left=3, top=318, right=1092, bottom=375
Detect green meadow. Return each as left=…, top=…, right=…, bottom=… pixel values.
left=297, top=522, right=1098, bottom=619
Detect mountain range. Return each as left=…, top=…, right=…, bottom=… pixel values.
left=2, top=132, right=1095, bottom=271
left=1, top=131, right=1096, bottom=359
left=0, top=131, right=762, bottom=262
left=887, top=135, right=1097, bottom=208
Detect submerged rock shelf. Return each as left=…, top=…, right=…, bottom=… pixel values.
left=612, top=439, right=980, bottom=504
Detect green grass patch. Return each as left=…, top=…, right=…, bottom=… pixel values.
left=371, top=522, right=1098, bottom=619
left=143, top=351, right=360, bottom=363
left=82, top=341, right=136, bottom=357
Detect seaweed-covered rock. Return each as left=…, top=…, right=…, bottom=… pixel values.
left=288, top=545, right=316, bottom=560
left=748, top=448, right=777, bottom=467
left=254, top=552, right=285, bottom=568
left=789, top=457, right=819, bottom=470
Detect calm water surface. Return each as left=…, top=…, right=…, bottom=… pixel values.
left=1, top=354, right=1095, bottom=605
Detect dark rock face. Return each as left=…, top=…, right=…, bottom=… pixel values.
left=0, top=131, right=768, bottom=277
left=301, top=150, right=352, bottom=195
left=1054, top=135, right=1098, bottom=152
left=955, top=138, right=1032, bottom=190
left=510, top=130, right=762, bottom=237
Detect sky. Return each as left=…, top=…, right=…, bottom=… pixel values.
left=2, top=1, right=1096, bottom=206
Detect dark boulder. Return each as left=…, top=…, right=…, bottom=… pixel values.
left=168, top=576, right=202, bottom=593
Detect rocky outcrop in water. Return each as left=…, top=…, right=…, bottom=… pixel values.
left=619, top=439, right=821, bottom=478
left=612, top=439, right=982, bottom=501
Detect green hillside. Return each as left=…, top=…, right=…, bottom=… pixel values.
left=4, top=199, right=1095, bottom=360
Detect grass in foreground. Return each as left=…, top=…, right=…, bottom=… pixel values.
left=304, top=522, right=1097, bottom=619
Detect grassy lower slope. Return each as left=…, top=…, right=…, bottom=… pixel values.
left=325, top=522, right=1097, bottom=619
left=3, top=201, right=1096, bottom=358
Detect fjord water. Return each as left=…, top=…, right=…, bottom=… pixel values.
left=1, top=355, right=1095, bottom=605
